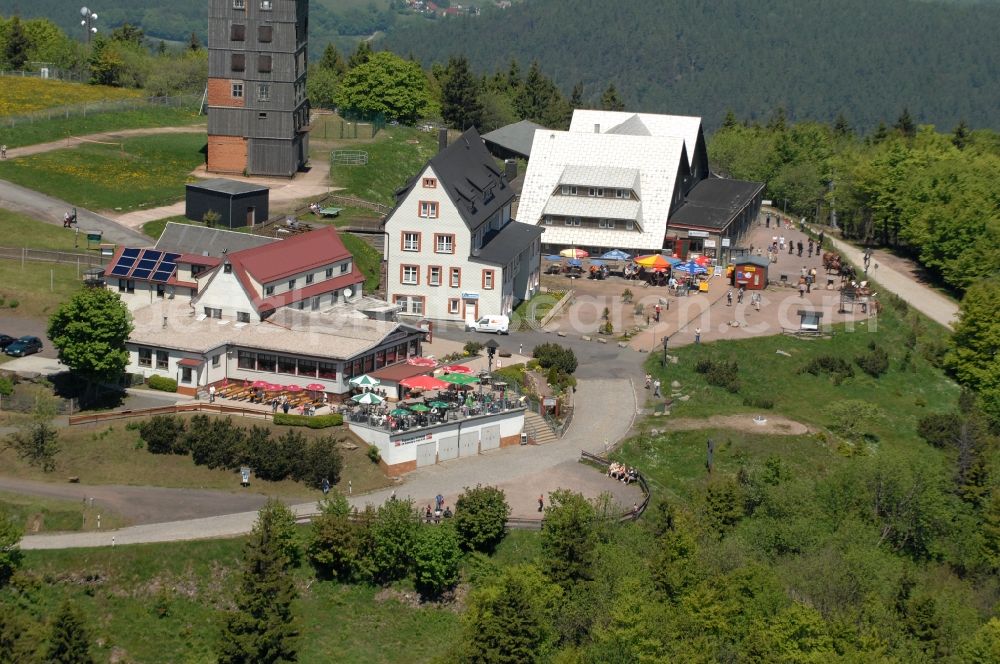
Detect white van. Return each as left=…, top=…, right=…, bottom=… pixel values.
left=467, top=315, right=510, bottom=334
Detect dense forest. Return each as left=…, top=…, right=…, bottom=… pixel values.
left=383, top=0, right=1000, bottom=132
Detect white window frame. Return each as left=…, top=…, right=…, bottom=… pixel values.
left=403, top=232, right=420, bottom=252
left=435, top=234, right=454, bottom=254
left=232, top=82, right=244, bottom=98
left=260, top=0, right=272, bottom=9
left=626, top=221, right=635, bottom=231
left=483, top=270, right=495, bottom=290
left=428, top=266, right=442, bottom=286
left=448, top=298, right=460, bottom=315
left=401, top=265, right=419, bottom=285
left=257, top=82, right=270, bottom=102
left=449, top=267, right=461, bottom=288
left=233, top=0, right=245, bottom=8
left=325, top=267, right=334, bottom=278
left=418, top=201, right=439, bottom=219
left=599, top=219, right=616, bottom=229
left=564, top=217, right=580, bottom=227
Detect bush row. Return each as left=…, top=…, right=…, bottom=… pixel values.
left=272, top=413, right=344, bottom=428
left=137, top=414, right=342, bottom=487
left=147, top=375, right=177, bottom=392
left=695, top=358, right=740, bottom=393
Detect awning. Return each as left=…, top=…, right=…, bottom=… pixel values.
left=177, top=358, right=204, bottom=367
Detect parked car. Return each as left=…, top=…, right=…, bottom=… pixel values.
left=4, top=335, right=43, bottom=357
left=0, top=334, right=15, bottom=350
left=466, top=315, right=510, bottom=335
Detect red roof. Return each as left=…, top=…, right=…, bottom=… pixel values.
left=177, top=357, right=204, bottom=367
left=178, top=253, right=222, bottom=268
left=229, top=225, right=352, bottom=283
left=257, top=271, right=364, bottom=311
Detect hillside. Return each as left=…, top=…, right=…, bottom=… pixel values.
left=382, top=0, right=1000, bottom=132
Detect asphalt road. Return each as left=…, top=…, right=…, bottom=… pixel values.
left=0, top=314, right=57, bottom=359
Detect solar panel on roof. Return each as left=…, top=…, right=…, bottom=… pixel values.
left=131, top=268, right=153, bottom=279
left=163, top=253, right=181, bottom=263
left=121, top=248, right=141, bottom=259
left=116, top=256, right=136, bottom=268
left=110, top=265, right=131, bottom=277
left=136, top=259, right=158, bottom=270
left=141, top=250, right=163, bottom=262
left=151, top=269, right=174, bottom=282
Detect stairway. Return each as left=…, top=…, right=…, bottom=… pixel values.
left=524, top=410, right=558, bottom=444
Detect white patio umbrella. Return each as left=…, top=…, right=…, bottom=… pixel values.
left=351, top=392, right=384, bottom=405
left=349, top=374, right=381, bottom=388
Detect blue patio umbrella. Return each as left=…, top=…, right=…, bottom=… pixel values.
left=544, top=254, right=563, bottom=261
left=601, top=249, right=632, bottom=261
left=674, top=260, right=707, bottom=275
left=567, top=258, right=582, bottom=267
left=589, top=259, right=605, bottom=266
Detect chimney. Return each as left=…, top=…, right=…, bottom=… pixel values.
left=162, top=316, right=168, bottom=329
left=504, top=159, right=517, bottom=181
left=594, top=123, right=600, bottom=133
left=438, top=128, right=448, bottom=153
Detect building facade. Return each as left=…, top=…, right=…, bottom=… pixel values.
left=383, top=128, right=543, bottom=323
left=207, top=0, right=309, bottom=177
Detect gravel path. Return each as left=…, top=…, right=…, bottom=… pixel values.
left=4, top=125, right=206, bottom=160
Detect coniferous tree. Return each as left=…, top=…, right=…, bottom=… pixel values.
left=45, top=601, right=94, bottom=664
left=952, top=119, right=971, bottom=150
left=218, top=500, right=298, bottom=664
left=459, top=566, right=549, bottom=663
left=4, top=16, right=30, bottom=70
left=441, top=55, right=484, bottom=130
left=569, top=82, right=584, bottom=109
left=599, top=83, right=625, bottom=111
left=318, top=43, right=347, bottom=76
left=188, top=31, right=201, bottom=52
left=721, top=109, right=739, bottom=129
left=348, top=41, right=373, bottom=69
left=894, top=107, right=916, bottom=138
left=833, top=112, right=852, bottom=137
left=767, top=106, right=787, bottom=132
left=871, top=121, right=890, bottom=144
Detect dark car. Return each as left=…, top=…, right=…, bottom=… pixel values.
left=4, top=335, right=43, bottom=357
left=0, top=334, right=15, bottom=350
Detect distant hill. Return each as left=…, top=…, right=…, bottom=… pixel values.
left=381, top=0, right=1000, bottom=132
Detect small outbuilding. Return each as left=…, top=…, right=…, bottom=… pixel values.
left=185, top=179, right=269, bottom=229
left=732, top=255, right=770, bottom=289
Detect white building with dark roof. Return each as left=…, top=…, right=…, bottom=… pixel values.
left=383, top=127, right=543, bottom=323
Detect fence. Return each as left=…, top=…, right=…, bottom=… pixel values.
left=0, top=247, right=105, bottom=268
left=331, top=150, right=369, bottom=166
left=1, top=93, right=203, bottom=128
left=580, top=450, right=651, bottom=521
left=67, top=402, right=276, bottom=426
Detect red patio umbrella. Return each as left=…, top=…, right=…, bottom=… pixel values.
left=399, top=375, right=449, bottom=391
left=284, top=384, right=303, bottom=392
left=442, top=364, right=473, bottom=374
left=251, top=380, right=271, bottom=388
left=694, top=255, right=712, bottom=266
left=305, top=383, right=326, bottom=392
left=406, top=356, right=437, bottom=367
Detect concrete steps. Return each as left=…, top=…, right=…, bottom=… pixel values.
left=524, top=410, right=558, bottom=444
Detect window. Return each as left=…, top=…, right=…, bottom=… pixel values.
left=318, top=361, right=336, bottom=379
left=212, top=354, right=221, bottom=368
left=230, top=24, right=245, bottom=41
left=224, top=263, right=233, bottom=274
left=341, top=262, right=350, bottom=273
left=325, top=267, right=333, bottom=278
left=560, top=185, right=577, bottom=195
left=544, top=216, right=553, bottom=225
left=616, top=189, right=627, bottom=199
left=626, top=221, right=635, bottom=231
left=484, top=185, right=495, bottom=203
left=448, top=298, right=460, bottom=315
left=258, top=25, right=273, bottom=42
left=231, top=53, right=245, bottom=71
left=412, top=298, right=424, bottom=315
left=435, top=234, right=455, bottom=254
left=181, top=367, right=193, bottom=384
left=393, top=295, right=425, bottom=315
left=331, top=290, right=339, bottom=303
left=401, top=265, right=419, bottom=285
left=483, top=270, right=495, bottom=290
left=237, top=350, right=257, bottom=370
left=428, top=266, right=442, bottom=286
left=156, top=284, right=165, bottom=298
left=599, top=219, right=616, bottom=229
left=257, top=55, right=272, bottom=73
left=257, top=83, right=270, bottom=102
left=287, top=279, right=296, bottom=290
left=564, top=217, right=581, bottom=226
left=260, top=0, right=272, bottom=9
left=311, top=296, right=320, bottom=311
left=204, top=307, right=222, bottom=319
left=258, top=354, right=276, bottom=372
left=298, top=359, right=317, bottom=377
left=402, top=232, right=421, bottom=252
left=278, top=356, right=296, bottom=375
left=265, top=285, right=274, bottom=296
left=588, top=187, right=604, bottom=197
left=297, top=301, right=305, bottom=310
left=449, top=267, right=461, bottom=288
left=258, top=112, right=267, bottom=120
left=138, top=347, right=152, bottom=367
left=237, top=311, right=250, bottom=323
left=305, top=273, right=314, bottom=284
left=422, top=177, right=436, bottom=188
left=418, top=201, right=439, bottom=218
left=156, top=351, right=169, bottom=370
left=233, top=0, right=245, bottom=8
left=232, top=83, right=243, bottom=98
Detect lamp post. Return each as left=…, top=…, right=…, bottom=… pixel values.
left=661, top=335, right=669, bottom=366
left=80, top=7, right=98, bottom=43
left=485, top=338, right=499, bottom=374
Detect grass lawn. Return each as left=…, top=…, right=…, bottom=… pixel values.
left=0, top=260, right=83, bottom=318
left=0, top=208, right=89, bottom=251
left=513, top=290, right=566, bottom=328
left=142, top=215, right=203, bottom=240
left=341, top=232, right=383, bottom=293
left=12, top=531, right=463, bottom=663
left=0, top=133, right=207, bottom=212
left=0, top=77, right=141, bottom=117
left=0, top=106, right=205, bottom=149
left=616, top=302, right=959, bottom=504
left=0, top=413, right=391, bottom=500
left=0, top=490, right=127, bottom=533
left=330, top=124, right=438, bottom=207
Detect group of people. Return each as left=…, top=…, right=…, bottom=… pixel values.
left=424, top=495, right=453, bottom=523
left=588, top=263, right=610, bottom=280
left=608, top=461, right=639, bottom=485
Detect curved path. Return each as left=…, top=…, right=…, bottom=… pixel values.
left=4, top=125, right=206, bottom=160
left=20, top=375, right=642, bottom=549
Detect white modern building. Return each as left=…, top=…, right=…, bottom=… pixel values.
left=383, top=127, right=544, bottom=323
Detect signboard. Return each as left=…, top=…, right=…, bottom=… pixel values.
left=703, top=239, right=716, bottom=248
left=721, top=238, right=731, bottom=247
left=86, top=232, right=102, bottom=243
left=395, top=432, right=432, bottom=447
left=461, top=292, right=479, bottom=300
left=762, top=199, right=773, bottom=206
left=543, top=396, right=557, bottom=406
left=688, top=230, right=709, bottom=238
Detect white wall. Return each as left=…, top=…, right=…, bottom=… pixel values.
left=107, top=280, right=194, bottom=312
left=193, top=266, right=256, bottom=320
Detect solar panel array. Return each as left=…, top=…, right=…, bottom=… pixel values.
left=107, top=248, right=181, bottom=283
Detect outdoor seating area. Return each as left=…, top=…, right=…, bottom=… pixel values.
left=544, top=249, right=713, bottom=291
left=213, top=380, right=330, bottom=414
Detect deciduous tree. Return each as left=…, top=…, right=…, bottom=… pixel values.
left=335, top=51, right=432, bottom=124
left=5, top=390, right=60, bottom=471
left=454, top=484, right=510, bottom=552
left=48, top=287, right=133, bottom=395
left=412, top=523, right=462, bottom=598
left=0, top=507, right=23, bottom=586
left=541, top=489, right=596, bottom=586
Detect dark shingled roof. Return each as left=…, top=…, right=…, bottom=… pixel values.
left=186, top=178, right=269, bottom=196
left=471, top=221, right=545, bottom=266
left=391, top=127, right=515, bottom=232
left=482, top=120, right=545, bottom=159
left=669, top=178, right=764, bottom=231
left=735, top=256, right=771, bottom=268
left=155, top=222, right=277, bottom=257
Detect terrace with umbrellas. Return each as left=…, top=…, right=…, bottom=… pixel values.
left=543, top=248, right=711, bottom=293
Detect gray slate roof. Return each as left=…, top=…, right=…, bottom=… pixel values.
left=186, top=178, right=269, bottom=196
left=482, top=120, right=546, bottom=159
left=472, top=221, right=545, bottom=266
left=155, top=222, right=278, bottom=257
left=669, top=178, right=764, bottom=231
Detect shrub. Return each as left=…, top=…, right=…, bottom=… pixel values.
left=454, top=484, right=511, bottom=553
left=532, top=343, right=578, bottom=374
left=202, top=209, right=220, bottom=228
left=695, top=359, right=740, bottom=393
left=855, top=343, right=890, bottom=378
left=186, top=415, right=245, bottom=470
left=464, top=341, right=484, bottom=356
left=412, top=524, right=462, bottom=598
left=621, top=289, right=634, bottom=303
left=272, top=413, right=343, bottom=428
left=301, top=435, right=344, bottom=489
left=492, top=364, right=526, bottom=389
left=916, top=412, right=962, bottom=449
left=0, top=376, right=13, bottom=397
left=800, top=355, right=855, bottom=385
left=367, top=445, right=381, bottom=464
left=742, top=396, right=774, bottom=409
left=147, top=375, right=177, bottom=392
left=239, top=425, right=287, bottom=481
left=138, top=415, right=186, bottom=455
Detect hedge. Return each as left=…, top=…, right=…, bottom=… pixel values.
left=272, top=412, right=344, bottom=428
left=147, top=375, right=178, bottom=392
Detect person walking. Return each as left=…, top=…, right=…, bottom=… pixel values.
left=737, top=286, right=745, bottom=304
left=797, top=241, right=803, bottom=257
left=1, top=144, right=6, bottom=159
left=818, top=231, right=825, bottom=248
left=798, top=279, right=807, bottom=298
left=695, top=327, right=701, bottom=344
left=645, top=373, right=652, bottom=389
left=765, top=214, right=770, bottom=228
left=808, top=239, right=814, bottom=257
left=726, top=289, right=733, bottom=306
left=538, top=494, right=544, bottom=512
left=208, top=385, right=216, bottom=403
left=789, top=240, right=794, bottom=255
left=653, top=379, right=661, bottom=397
left=779, top=235, right=785, bottom=251
left=751, top=292, right=761, bottom=311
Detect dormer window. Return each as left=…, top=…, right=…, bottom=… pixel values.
left=484, top=185, right=495, bottom=203
left=224, top=263, right=233, bottom=273
left=616, top=189, right=627, bottom=199
left=560, top=185, right=577, bottom=196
